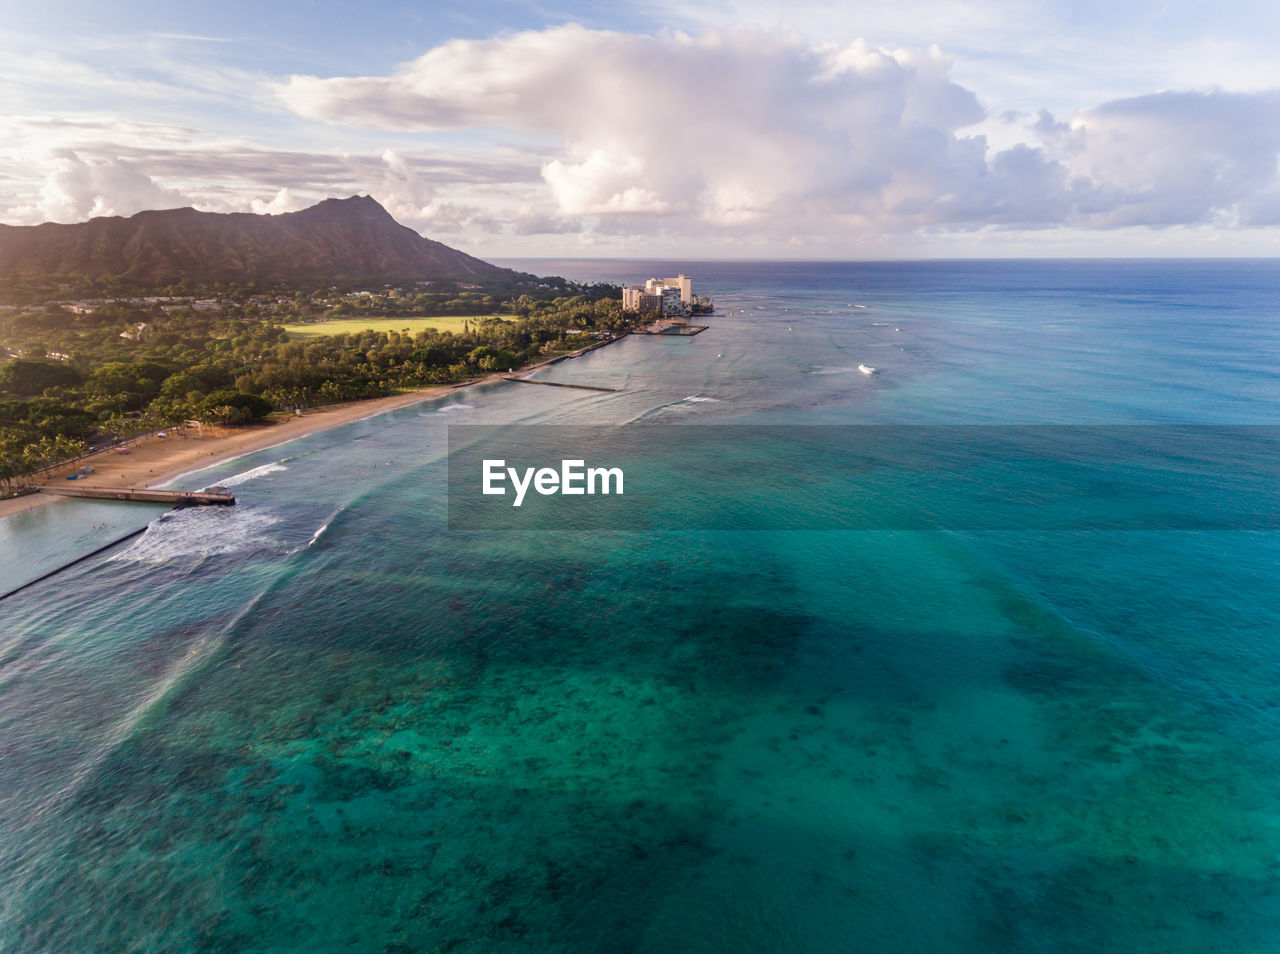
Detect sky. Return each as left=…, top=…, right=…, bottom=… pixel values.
left=2, top=0, right=1280, bottom=257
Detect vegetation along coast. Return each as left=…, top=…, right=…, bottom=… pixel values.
left=0, top=196, right=713, bottom=513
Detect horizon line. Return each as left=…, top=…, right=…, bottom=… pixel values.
left=490, top=255, right=1280, bottom=263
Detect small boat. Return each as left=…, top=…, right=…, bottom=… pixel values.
left=858, top=364, right=877, bottom=375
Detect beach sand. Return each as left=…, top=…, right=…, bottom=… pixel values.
left=0, top=379, right=499, bottom=520
left=0, top=333, right=628, bottom=522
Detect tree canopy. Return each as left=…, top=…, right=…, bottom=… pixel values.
left=0, top=278, right=630, bottom=495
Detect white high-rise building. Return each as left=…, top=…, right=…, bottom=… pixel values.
left=624, top=274, right=693, bottom=315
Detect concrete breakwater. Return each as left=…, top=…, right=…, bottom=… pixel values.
left=40, top=486, right=236, bottom=506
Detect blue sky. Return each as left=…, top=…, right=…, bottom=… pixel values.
left=3, top=0, right=1280, bottom=256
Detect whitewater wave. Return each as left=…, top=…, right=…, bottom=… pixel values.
left=203, top=462, right=287, bottom=490
left=307, top=506, right=345, bottom=548
left=808, top=366, right=864, bottom=376
left=110, top=507, right=285, bottom=565
left=625, top=393, right=725, bottom=423
left=429, top=403, right=474, bottom=414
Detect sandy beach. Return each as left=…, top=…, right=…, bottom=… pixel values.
left=0, top=334, right=628, bottom=521
left=0, top=378, right=503, bottom=520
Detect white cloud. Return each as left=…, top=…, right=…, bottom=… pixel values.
left=279, top=27, right=1000, bottom=231
left=250, top=187, right=311, bottom=214
left=278, top=25, right=1280, bottom=244
left=374, top=148, right=439, bottom=221
left=4, top=24, right=1280, bottom=255
left=7, top=150, right=191, bottom=223
left=0, top=120, right=545, bottom=241
left=1044, top=90, right=1280, bottom=228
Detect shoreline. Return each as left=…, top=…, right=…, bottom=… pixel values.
left=0, top=382, right=489, bottom=520
left=0, top=336, right=628, bottom=521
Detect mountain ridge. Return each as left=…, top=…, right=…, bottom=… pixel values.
left=0, top=196, right=515, bottom=284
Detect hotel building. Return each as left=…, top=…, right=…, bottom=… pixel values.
left=622, top=275, right=694, bottom=317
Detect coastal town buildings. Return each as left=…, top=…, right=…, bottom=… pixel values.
left=622, top=275, right=694, bottom=317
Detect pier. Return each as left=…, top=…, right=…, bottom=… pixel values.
left=39, top=486, right=235, bottom=507
left=1, top=485, right=233, bottom=602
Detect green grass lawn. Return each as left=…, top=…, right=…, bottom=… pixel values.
left=279, top=315, right=507, bottom=340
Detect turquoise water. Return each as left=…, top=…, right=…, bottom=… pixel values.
left=4, top=260, right=1280, bottom=951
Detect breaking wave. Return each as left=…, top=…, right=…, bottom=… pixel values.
left=109, top=507, right=285, bottom=565
left=808, top=366, right=863, bottom=376
left=203, top=462, right=287, bottom=490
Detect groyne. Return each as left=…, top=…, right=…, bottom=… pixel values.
left=501, top=378, right=617, bottom=393
left=0, top=526, right=147, bottom=602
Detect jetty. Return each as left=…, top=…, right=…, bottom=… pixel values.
left=1, top=485, right=233, bottom=602
left=39, top=486, right=235, bottom=507
left=0, top=527, right=148, bottom=602
left=502, top=377, right=616, bottom=393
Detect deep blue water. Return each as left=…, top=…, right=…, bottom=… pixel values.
left=3, top=259, right=1280, bottom=952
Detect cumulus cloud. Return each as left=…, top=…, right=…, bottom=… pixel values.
left=367, top=149, right=505, bottom=233
left=279, top=26, right=1280, bottom=239
left=6, top=25, right=1280, bottom=252
left=280, top=27, right=1002, bottom=230
left=1040, top=90, right=1280, bottom=228
left=9, top=150, right=191, bottom=223
left=0, top=125, right=543, bottom=236
left=374, top=148, right=439, bottom=221
left=250, top=187, right=311, bottom=215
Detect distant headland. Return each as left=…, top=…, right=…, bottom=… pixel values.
left=0, top=196, right=518, bottom=284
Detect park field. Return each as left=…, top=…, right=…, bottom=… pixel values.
left=279, top=315, right=508, bottom=341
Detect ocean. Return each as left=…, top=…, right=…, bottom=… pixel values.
left=3, top=259, right=1280, bottom=952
